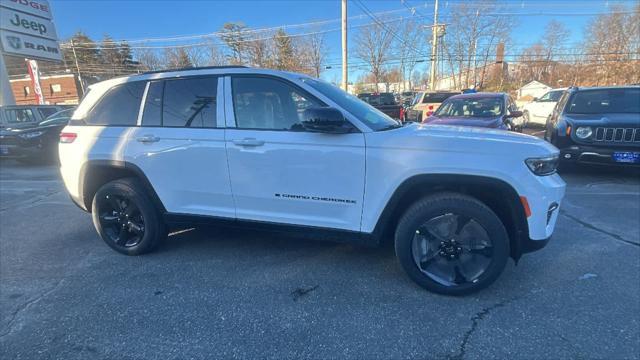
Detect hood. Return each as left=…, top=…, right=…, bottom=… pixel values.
left=563, top=113, right=640, bottom=127
left=424, top=115, right=504, bottom=128
left=367, top=122, right=557, bottom=159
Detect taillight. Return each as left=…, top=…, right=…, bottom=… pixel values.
left=59, top=132, right=77, bottom=143
left=399, top=107, right=405, bottom=121
left=428, top=105, right=434, bottom=110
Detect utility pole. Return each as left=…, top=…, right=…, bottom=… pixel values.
left=341, top=0, right=348, bottom=92
left=428, top=0, right=439, bottom=90
left=70, top=39, right=86, bottom=96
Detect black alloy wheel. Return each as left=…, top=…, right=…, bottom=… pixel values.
left=98, top=194, right=146, bottom=248
left=92, top=178, right=165, bottom=255
left=395, top=192, right=509, bottom=295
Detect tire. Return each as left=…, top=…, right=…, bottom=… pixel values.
left=91, top=178, right=166, bottom=255
left=394, top=192, right=510, bottom=296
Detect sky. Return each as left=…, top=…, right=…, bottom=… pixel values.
left=49, top=0, right=636, bottom=81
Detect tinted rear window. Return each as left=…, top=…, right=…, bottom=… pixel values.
left=423, top=93, right=458, bottom=103
left=567, top=88, right=640, bottom=114
left=162, top=77, right=217, bottom=128
left=86, top=82, right=145, bottom=125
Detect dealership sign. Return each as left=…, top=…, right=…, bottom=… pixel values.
left=0, top=0, right=52, bottom=19
left=0, top=0, right=60, bottom=62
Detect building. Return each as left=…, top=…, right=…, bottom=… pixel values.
left=516, top=80, right=551, bottom=100
left=10, top=73, right=81, bottom=105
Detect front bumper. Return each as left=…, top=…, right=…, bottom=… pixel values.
left=560, top=144, right=640, bottom=167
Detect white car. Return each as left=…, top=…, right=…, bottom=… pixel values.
left=522, top=88, right=567, bottom=127
left=59, top=66, right=566, bottom=295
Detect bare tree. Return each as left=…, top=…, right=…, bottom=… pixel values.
left=354, top=22, right=395, bottom=92
left=395, top=19, right=425, bottom=90
left=540, top=20, right=570, bottom=84
left=136, top=48, right=162, bottom=71
left=220, top=22, right=249, bottom=65
left=299, top=32, right=327, bottom=78
left=442, top=0, right=514, bottom=90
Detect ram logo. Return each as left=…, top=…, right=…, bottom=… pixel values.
left=6, top=36, right=22, bottom=50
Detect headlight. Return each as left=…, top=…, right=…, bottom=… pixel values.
left=575, top=126, right=592, bottom=139
left=18, top=131, right=44, bottom=139
left=525, top=155, right=559, bottom=176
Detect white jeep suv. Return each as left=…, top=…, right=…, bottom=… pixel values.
left=59, top=67, right=565, bottom=295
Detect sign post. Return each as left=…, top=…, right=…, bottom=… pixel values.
left=0, top=0, right=60, bottom=105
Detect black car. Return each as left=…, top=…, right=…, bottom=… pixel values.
left=357, top=92, right=403, bottom=120
left=0, top=108, right=74, bottom=162
left=545, top=86, right=640, bottom=167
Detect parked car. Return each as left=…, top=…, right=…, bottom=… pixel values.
left=356, top=92, right=403, bottom=120
left=1, top=105, right=72, bottom=161
left=521, top=88, right=567, bottom=127
left=405, top=91, right=459, bottom=122
left=545, top=86, right=640, bottom=167
left=0, top=104, right=67, bottom=129
left=423, top=92, right=525, bottom=131
left=59, top=66, right=565, bottom=295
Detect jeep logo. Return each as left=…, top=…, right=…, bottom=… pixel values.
left=9, top=13, right=48, bottom=35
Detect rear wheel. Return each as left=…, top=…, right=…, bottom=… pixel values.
left=91, top=178, right=166, bottom=255
left=395, top=193, right=509, bottom=296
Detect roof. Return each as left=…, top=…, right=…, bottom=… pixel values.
left=569, top=85, right=640, bottom=92
left=448, top=92, right=506, bottom=99
left=519, top=80, right=551, bottom=89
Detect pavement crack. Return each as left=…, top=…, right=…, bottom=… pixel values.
left=560, top=210, right=639, bottom=247
left=447, top=298, right=516, bottom=360
left=291, top=285, right=319, bottom=301
left=0, top=190, right=61, bottom=212
left=0, top=278, right=65, bottom=339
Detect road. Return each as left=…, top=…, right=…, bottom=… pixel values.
left=1, top=159, right=639, bottom=360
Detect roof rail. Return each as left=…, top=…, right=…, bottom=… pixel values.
left=138, top=65, right=248, bottom=75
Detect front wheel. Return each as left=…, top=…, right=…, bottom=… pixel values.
left=91, top=178, right=166, bottom=255
left=395, top=193, right=510, bottom=296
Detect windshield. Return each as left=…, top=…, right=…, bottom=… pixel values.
left=567, top=88, right=640, bottom=114
left=434, top=97, right=504, bottom=118
left=539, top=90, right=563, bottom=102
left=302, top=78, right=399, bottom=131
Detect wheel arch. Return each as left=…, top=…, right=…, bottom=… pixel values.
left=78, top=160, right=166, bottom=214
left=372, top=174, right=530, bottom=261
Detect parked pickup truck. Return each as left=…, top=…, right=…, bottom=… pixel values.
left=357, top=92, right=402, bottom=120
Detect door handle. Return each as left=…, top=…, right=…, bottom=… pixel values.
left=136, top=134, right=160, bottom=143
left=232, top=138, right=265, bottom=147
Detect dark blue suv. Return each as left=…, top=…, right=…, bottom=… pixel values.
left=545, top=86, right=640, bottom=166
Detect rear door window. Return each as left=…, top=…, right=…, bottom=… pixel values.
left=162, top=77, right=217, bottom=128
left=86, top=81, right=146, bottom=126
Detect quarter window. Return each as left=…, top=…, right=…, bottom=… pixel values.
left=162, top=77, right=217, bottom=128
left=4, top=109, right=36, bottom=124
left=232, top=77, right=321, bottom=130
left=87, top=81, right=146, bottom=126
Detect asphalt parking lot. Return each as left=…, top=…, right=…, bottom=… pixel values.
left=1, top=159, right=639, bottom=360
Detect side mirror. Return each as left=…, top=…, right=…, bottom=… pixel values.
left=505, top=110, right=523, bottom=119
left=301, top=107, right=354, bottom=134
left=532, top=97, right=539, bottom=102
